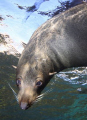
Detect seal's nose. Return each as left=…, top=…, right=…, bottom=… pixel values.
left=20, top=102, right=29, bottom=110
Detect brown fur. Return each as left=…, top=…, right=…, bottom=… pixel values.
left=16, top=4, right=87, bottom=110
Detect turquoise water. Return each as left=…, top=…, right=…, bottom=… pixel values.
left=1, top=1, right=87, bottom=119
left=0, top=58, right=87, bottom=120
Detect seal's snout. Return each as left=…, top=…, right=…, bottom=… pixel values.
left=20, top=102, right=30, bottom=110
left=19, top=99, right=33, bottom=110
left=17, top=86, right=37, bottom=110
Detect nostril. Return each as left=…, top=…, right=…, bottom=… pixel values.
left=20, top=102, right=29, bottom=110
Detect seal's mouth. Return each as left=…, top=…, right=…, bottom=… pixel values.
left=19, top=94, right=43, bottom=110
left=8, top=83, right=53, bottom=110
left=20, top=102, right=32, bottom=110
left=19, top=89, right=53, bottom=110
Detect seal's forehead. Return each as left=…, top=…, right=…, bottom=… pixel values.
left=23, top=62, right=30, bottom=69
left=17, top=62, right=38, bottom=79
left=17, top=62, right=30, bottom=77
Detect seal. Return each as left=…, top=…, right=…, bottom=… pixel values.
left=16, top=4, right=87, bottom=110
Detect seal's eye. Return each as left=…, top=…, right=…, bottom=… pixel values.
left=36, top=81, right=42, bottom=86
left=16, top=79, right=21, bottom=86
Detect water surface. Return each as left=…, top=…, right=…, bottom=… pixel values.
left=0, top=53, right=87, bottom=120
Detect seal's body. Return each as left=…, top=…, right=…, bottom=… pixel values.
left=16, top=4, right=87, bottom=110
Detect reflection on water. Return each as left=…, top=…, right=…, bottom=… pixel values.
left=0, top=53, right=87, bottom=120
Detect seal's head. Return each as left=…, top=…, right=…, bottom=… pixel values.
left=16, top=52, right=54, bottom=110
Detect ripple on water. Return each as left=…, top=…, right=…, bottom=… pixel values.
left=1, top=67, right=87, bottom=120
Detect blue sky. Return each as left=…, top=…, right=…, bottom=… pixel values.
left=0, top=0, right=69, bottom=52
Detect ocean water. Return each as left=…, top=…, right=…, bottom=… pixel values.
left=0, top=58, right=87, bottom=120
left=0, top=0, right=87, bottom=119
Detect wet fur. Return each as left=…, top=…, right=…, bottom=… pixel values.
left=16, top=4, right=87, bottom=109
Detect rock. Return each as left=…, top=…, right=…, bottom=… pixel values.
left=0, top=34, right=22, bottom=58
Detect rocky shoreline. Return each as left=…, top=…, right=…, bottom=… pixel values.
left=0, top=33, right=25, bottom=58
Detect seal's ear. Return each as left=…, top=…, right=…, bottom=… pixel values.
left=12, top=65, right=17, bottom=69
left=49, top=72, right=57, bottom=76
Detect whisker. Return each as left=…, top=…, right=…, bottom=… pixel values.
left=34, top=99, right=42, bottom=103
left=37, top=88, right=53, bottom=99
left=7, top=82, right=18, bottom=103
left=37, top=94, right=43, bottom=98
left=34, top=88, right=53, bottom=104
left=36, top=96, right=43, bottom=100
left=34, top=96, right=43, bottom=103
